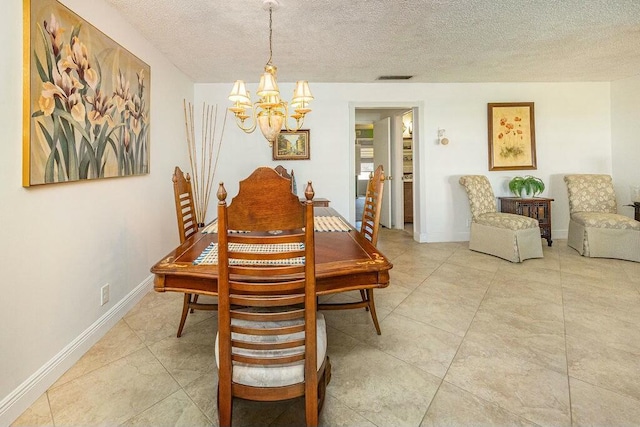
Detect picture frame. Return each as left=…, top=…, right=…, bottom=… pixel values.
left=273, top=129, right=310, bottom=160
left=23, top=0, right=151, bottom=186
left=487, top=102, right=536, bottom=171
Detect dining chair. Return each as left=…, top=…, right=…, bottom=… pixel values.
left=172, top=166, right=217, bottom=338
left=459, top=175, right=543, bottom=262
left=274, top=164, right=297, bottom=194
left=564, top=174, right=640, bottom=262
left=216, top=167, right=331, bottom=427
left=318, top=165, right=385, bottom=335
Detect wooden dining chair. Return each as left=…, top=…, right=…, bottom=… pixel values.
left=216, top=167, right=331, bottom=427
left=172, top=166, right=217, bottom=338
left=274, top=164, right=297, bottom=194
left=318, top=165, right=385, bottom=334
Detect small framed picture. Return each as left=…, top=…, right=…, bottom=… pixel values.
left=273, top=130, right=310, bottom=160
left=488, top=102, right=536, bottom=171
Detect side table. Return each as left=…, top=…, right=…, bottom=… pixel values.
left=498, top=197, right=554, bottom=246
left=625, top=202, right=640, bottom=221
left=300, top=198, right=330, bottom=207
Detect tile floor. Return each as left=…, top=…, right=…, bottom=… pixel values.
left=12, top=228, right=640, bottom=426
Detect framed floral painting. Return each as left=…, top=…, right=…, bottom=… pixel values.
left=487, top=102, right=536, bottom=171
left=23, top=0, right=151, bottom=186
left=273, top=130, right=310, bottom=160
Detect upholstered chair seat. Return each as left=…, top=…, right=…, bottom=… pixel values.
left=571, top=212, right=640, bottom=230
left=215, top=313, right=327, bottom=387
left=564, top=174, right=640, bottom=262
left=476, top=212, right=540, bottom=230
left=460, top=175, right=543, bottom=263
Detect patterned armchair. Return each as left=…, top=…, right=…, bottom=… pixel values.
left=459, top=175, right=543, bottom=262
left=564, top=174, right=640, bottom=262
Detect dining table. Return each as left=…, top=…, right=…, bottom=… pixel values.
left=151, top=207, right=393, bottom=297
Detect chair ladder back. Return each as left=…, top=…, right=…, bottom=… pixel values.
left=172, top=166, right=198, bottom=243
left=360, top=165, right=385, bottom=246
left=275, top=164, right=297, bottom=194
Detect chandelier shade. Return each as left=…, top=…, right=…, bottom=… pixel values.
left=228, top=0, right=312, bottom=146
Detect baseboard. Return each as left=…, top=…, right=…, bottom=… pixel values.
left=0, top=275, right=154, bottom=426
left=552, top=229, right=568, bottom=240
left=416, top=230, right=470, bottom=243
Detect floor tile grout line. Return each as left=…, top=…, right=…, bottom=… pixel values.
left=147, top=319, right=218, bottom=425
left=48, top=320, right=147, bottom=393
left=418, top=267, right=497, bottom=425
left=45, top=391, right=56, bottom=427
left=566, top=374, right=640, bottom=405
left=430, top=380, right=546, bottom=427
left=126, top=323, right=193, bottom=426
left=559, top=266, right=574, bottom=427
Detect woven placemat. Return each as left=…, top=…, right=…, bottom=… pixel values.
left=201, top=216, right=350, bottom=234
left=194, top=242, right=305, bottom=266
left=314, top=216, right=350, bottom=232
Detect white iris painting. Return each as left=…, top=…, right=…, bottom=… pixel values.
left=24, top=0, right=151, bottom=186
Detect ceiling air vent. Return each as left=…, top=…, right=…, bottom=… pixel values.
left=376, top=75, right=413, bottom=80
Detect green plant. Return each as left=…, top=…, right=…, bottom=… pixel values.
left=509, top=175, right=545, bottom=197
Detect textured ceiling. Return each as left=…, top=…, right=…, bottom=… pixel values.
left=103, top=0, right=640, bottom=84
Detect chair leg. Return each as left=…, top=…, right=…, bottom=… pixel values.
left=317, top=357, right=331, bottom=411
left=305, top=389, right=319, bottom=427
left=217, top=384, right=232, bottom=427
left=177, top=293, right=191, bottom=338
left=359, top=290, right=369, bottom=311
left=366, top=290, right=382, bottom=335
left=190, top=294, right=199, bottom=313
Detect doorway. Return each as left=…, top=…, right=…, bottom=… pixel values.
left=351, top=104, right=420, bottom=239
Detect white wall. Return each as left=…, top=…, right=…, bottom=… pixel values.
left=0, top=0, right=193, bottom=423
left=611, top=75, right=640, bottom=208
left=197, top=82, right=612, bottom=242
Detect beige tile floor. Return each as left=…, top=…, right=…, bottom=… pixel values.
left=12, top=229, right=640, bottom=426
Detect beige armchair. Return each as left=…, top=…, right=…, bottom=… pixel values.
left=564, top=174, right=640, bottom=262
left=459, top=175, right=543, bottom=262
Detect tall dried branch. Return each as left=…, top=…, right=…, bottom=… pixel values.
left=183, top=100, right=227, bottom=225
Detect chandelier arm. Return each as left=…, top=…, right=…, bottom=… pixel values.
left=233, top=104, right=259, bottom=134
left=281, top=102, right=304, bottom=132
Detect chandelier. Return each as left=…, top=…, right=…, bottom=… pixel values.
left=228, top=0, right=313, bottom=146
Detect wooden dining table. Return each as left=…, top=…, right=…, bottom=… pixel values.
left=151, top=207, right=393, bottom=297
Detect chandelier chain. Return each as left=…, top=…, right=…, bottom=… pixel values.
left=227, top=0, right=312, bottom=145
left=267, top=7, right=273, bottom=66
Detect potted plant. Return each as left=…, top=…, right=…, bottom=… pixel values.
left=508, top=175, right=545, bottom=198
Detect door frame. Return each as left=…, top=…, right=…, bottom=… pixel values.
left=373, top=117, right=392, bottom=228
left=348, top=102, right=423, bottom=241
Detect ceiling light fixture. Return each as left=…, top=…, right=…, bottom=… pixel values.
left=228, top=0, right=313, bottom=146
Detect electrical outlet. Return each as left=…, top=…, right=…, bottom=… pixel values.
left=466, top=219, right=471, bottom=228
left=101, top=283, right=110, bottom=306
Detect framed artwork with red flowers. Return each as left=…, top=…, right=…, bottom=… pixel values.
left=487, top=102, right=536, bottom=171
left=23, top=0, right=151, bottom=186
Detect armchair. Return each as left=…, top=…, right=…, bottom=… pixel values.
left=459, top=175, right=543, bottom=262
left=564, top=174, right=640, bottom=262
